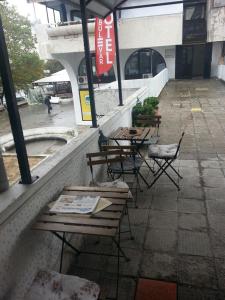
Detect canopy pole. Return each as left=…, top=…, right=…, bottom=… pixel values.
left=0, top=16, right=33, bottom=185
left=80, top=0, right=98, bottom=128
left=113, top=10, right=123, bottom=106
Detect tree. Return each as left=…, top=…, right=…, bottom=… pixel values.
left=0, top=2, right=44, bottom=91
left=44, top=60, right=64, bottom=75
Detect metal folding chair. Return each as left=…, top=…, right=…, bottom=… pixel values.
left=148, top=132, right=185, bottom=190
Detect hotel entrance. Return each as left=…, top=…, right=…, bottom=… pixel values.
left=175, top=43, right=212, bottom=79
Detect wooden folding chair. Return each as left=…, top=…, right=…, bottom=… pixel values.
left=136, top=114, right=161, bottom=145
left=87, top=145, right=149, bottom=207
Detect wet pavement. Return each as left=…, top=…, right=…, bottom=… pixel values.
left=0, top=102, right=76, bottom=137
left=67, top=79, right=225, bottom=299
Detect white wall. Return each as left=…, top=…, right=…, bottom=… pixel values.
left=218, top=65, right=225, bottom=81
left=0, top=86, right=150, bottom=300
left=118, top=14, right=183, bottom=49
left=211, top=42, right=223, bottom=77
left=120, top=0, right=183, bottom=19
left=35, top=14, right=182, bottom=59
left=207, top=0, right=225, bottom=42
left=97, top=68, right=169, bottom=99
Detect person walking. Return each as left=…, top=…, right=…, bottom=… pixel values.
left=44, top=95, right=52, bottom=114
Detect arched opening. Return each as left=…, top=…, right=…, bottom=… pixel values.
left=125, top=48, right=166, bottom=80
left=78, top=54, right=116, bottom=84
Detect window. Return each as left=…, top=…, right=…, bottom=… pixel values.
left=125, top=49, right=166, bottom=80
left=78, top=55, right=116, bottom=84
left=184, top=5, right=205, bottom=20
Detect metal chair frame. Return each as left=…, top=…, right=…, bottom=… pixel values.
left=148, top=132, right=185, bottom=190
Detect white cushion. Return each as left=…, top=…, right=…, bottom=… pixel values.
left=24, top=270, right=100, bottom=300
left=148, top=144, right=178, bottom=158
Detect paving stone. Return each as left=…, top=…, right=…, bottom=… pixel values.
left=178, top=198, right=206, bottom=214
left=140, top=251, right=177, bottom=281
left=122, top=208, right=149, bottom=227
left=149, top=211, right=178, bottom=229
left=179, top=176, right=202, bottom=188
left=215, top=258, right=225, bottom=290
left=178, top=160, right=199, bottom=168
left=179, top=167, right=200, bottom=178
left=179, top=186, right=204, bottom=200
left=178, top=285, right=223, bottom=300
left=144, top=228, right=177, bottom=252
left=203, top=176, right=225, bottom=188
left=208, top=215, right=225, bottom=238
left=120, top=226, right=146, bottom=250
left=151, top=196, right=177, bottom=212
left=178, top=213, right=207, bottom=231
left=200, top=160, right=221, bottom=169
left=204, top=187, right=225, bottom=200
left=106, top=248, right=141, bottom=277
left=202, top=168, right=225, bottom=178
left=178, top=230, right=212, bottom=257
left=99, top=275, right=136, bottom=300
left=206, top=199, right=225, bottom=215
left=210, top=232, right=225, bottom=259
left=178, top=255, right=217, bottom=288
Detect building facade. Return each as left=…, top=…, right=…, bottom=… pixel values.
left=31, top=0, right=225, bottom=124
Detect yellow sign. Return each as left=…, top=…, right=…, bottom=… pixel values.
left=79, top=89, right=92, bottom=121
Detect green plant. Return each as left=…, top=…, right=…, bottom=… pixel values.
left=132, top=97, right=159, bottom=126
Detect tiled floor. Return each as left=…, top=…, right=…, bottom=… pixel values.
left=68, top=79, right=225, bottom=299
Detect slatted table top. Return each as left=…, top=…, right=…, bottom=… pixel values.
left=109, top=127, right=153, bottom=142
left=33, top=186, right=130, bottom=238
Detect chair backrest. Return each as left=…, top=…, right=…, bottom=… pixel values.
left=98, top=130, right=109, bottom=151
left=175, top=131, right=185, bottom=158
left=86, top=146, right=136, bottom=180
left=136, top=114, right=161, bottom=128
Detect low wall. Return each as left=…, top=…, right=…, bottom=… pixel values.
left=96, top=68, right=169, bottom=99
left=0, top=86, right=150, bottom=300
left=218, top=65, right=225, bottom=82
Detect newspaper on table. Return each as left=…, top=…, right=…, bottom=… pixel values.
left=50, top=195, right=100, bottom=214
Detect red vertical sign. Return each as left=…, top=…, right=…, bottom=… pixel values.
left=95, top=14, right=115, bottom=77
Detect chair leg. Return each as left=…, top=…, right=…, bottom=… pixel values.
left=169, top=164, right=183, bottom=179
left=148, top=162, right=180, bottom=190
left=126, top=203, right=134, bottom=240
left=138, top=171, right=150, bottom=188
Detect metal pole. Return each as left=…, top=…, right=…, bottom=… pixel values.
left=46, top=6, right=50, bottom=24
left=0, top=16, right=33, bottom=184
left=113, top=10, right=123, bottom=106
left=80, top=0, right=98, bottom=128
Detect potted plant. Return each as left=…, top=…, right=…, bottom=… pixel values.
left=132, top=97, right=159, bottom=126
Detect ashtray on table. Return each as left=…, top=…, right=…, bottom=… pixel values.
left=129, top=129, right=137, bottom=134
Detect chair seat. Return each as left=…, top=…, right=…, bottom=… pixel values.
left=110, top=157, right=143, bottom=172
left=148, top=144, right=178, bottom=159
left=91, top=179, right=133, bottom=199
left=24, top=270, right=100, bottom=300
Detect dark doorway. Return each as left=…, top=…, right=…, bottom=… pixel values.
left=176, top=43, right=212, bottom=79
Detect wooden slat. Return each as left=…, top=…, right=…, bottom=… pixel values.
left=86, top=150, right=124, bottom=157
left=87, top=157, right=125, bottom=166
left=37, top=215, right=119, bottom=228
left=92, top=211, right=122, bottom=219
left=62, top=190, right=129, bottom=199
left=64, top=186, right=129, bottom=193
left=33, top=222, right=116, bottom=237
left=44, top=210, right=122, bottom=220
left=104, top=205, right=124, bottom=212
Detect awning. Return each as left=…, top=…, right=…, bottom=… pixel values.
left=33, top=70, right=70, bottom=84
left=27, top=0, right=127, bottom=18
